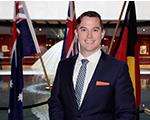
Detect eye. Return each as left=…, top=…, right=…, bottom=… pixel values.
left=93, top=28, right=100, bottom=32
left=80, top=28, right=87, bottom=32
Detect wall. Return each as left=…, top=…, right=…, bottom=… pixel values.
left=0, top=1, right=150, bottom=20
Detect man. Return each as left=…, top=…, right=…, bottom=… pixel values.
left=49, top=11, right=136, bottom=120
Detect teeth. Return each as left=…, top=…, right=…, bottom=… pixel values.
left=86, top=40, right=94, bottom=44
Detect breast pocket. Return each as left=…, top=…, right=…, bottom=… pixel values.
left=91, top=83, right=114, bottom=103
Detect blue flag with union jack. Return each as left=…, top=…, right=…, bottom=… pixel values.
left=8, top=1, right=40, bottom=120
left=61, top=1, right=78, bottom=60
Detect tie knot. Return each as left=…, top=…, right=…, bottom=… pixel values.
left=81, top=59, right=89, bottom=65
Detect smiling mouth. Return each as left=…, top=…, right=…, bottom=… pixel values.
left=85, top=40, right=95, bottom=44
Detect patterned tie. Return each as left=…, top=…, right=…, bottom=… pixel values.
left=75, top=59, right=89, bottom=108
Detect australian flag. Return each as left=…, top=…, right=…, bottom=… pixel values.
left=61, top=1, right=78, bottom=60
left=8, top=1, right=40, bottom=120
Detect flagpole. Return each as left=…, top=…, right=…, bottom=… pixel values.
left=108, top=1, right=127, bottom=54
left=38, top=53, right=51, bottom=88
left=22, top=2, right=51, bottom=88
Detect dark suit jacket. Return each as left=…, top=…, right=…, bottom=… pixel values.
left=48, top=51, right=136, bottom=120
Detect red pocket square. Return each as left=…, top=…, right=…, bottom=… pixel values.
left=96, top=81, right=110, bottom=86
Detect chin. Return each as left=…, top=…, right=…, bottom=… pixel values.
left=86, top=46, right=99, bottom=51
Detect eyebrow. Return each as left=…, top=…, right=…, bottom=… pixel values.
left=79, top=26, right=101, bottom=30
left=78, top=26, right=86, bottom=29
left=93, top=27, right=101, bottom=29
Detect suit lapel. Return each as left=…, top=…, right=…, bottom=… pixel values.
left=67, top=55, right=79, bottom=109
left=79, top=51, right=107, bottom=110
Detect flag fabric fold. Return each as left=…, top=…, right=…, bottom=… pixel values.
left=8, top=1, right=40, bottom=120
left=61, top=1, right=78, bottom=60
left=113, top=1, right=141, bottom=107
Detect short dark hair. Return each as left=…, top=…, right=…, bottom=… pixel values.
left=76, top=11, right=104, bottom=29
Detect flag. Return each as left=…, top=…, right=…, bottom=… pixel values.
left=113, top=1, right=141, bottom=107
left=8, top=1, right=40, bottom=120
left=61, top=1, right=78, bottom=60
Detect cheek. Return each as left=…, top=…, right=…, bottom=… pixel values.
left=78, top=33, right=87, bottom=39
left=95, top=33, right=102, bottom=39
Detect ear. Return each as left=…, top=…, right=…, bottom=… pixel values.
left=74, top=29, right=78, bottom=37
left=74, top=29, right=80, bottom=50
left=101, top=29, right=105, bottom=39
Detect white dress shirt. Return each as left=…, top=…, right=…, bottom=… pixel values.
left=73, top=49, right=102, bottom=106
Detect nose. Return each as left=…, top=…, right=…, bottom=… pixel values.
left=87, top=31, right=92, bottom=39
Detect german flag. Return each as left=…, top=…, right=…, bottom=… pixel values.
left=114, top=1, right=141, bottom=107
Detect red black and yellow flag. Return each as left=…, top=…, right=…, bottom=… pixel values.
left=113, top=1, right=141, bottom=107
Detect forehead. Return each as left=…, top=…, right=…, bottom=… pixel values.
left=79, top=16, right=101, bottom=27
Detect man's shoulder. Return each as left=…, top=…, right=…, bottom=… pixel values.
left=59, top=55, right=78, bottom=64
left=102, top=51, right=126, bottom=67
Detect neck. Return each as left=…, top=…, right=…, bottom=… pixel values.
left=80, top=48, right=100, bottom=58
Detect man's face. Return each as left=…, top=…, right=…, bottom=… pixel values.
left=76, top=16, right=105, bottom=56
